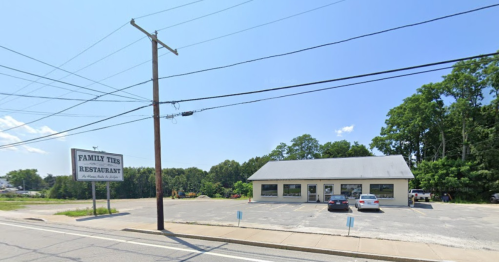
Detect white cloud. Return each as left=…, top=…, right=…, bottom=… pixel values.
left=0, top=116, right=37, bottom=134
left=335, top=125, right=354, bottom=137
left=23, top=145, right=47, bottom=154
left=38, top=126, right=67, bottom=141
left=0, top=116, right=65, bottom=153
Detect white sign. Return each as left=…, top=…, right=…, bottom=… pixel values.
left=71, top=148, right=124, bottom=182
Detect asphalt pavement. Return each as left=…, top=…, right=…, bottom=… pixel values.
left=16, top=198, right=499, bottom=251
left=0, top=218, right=383, bottom=262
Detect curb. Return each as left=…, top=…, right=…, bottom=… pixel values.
left=123, top=228, right=441, bottom=262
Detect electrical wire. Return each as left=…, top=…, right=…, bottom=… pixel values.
left=0, top=107, right=150, bottom=118
left=2, top=56, right=495, bottom=149
left=0, top=91, right=145, bottom=103
left=0, top=1, right=203, bottom=108
left=158, top=3, right=499, bottom=80
left=0, top=72, right=97, bottom=97
left=183, top=67, right=457, bottom=115
left=159, top=52, right=499, bottom=105
left=134, top=0, right=204, bottom=19
left=156, top=0, right=254, bottom=31
left=91, top=0, right=348, bottom=83
left=0, top=79, right=151, bottom=132
left=172, top=0, right=347, bottom=50
left=0, top=64, right=146, bottom=101
left=0, top=104, right=152, bottom=149
left=0, top=45, right=148, bottom=101
left=0, top=117, right=152, bottom=149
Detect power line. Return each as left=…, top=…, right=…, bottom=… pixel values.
left=0, top=65, right=462, bottom=149
left=173, top=0, right=347, bottom=50
left=167, top=66, right=456, bottom=117
left=1, top=58, right=493, bottom=149
left=0, top=104, right=152, bottom=149
left=158, top=3, right=499, bottom=80
left=0, top=64, right=146, bottom=101
left=0, top=1, right=203, bottom=108
left=0, top=107, right=150, bottom=118
left=156, top=0, right=254, bottom=31
left=0, top=79, right=151, bottom=132
left=0, top=117, right=152, bottom=150
left=0, top=23, right=131, bottom=106
left=47, top=0, right=259, bottom=94
left=0, top=72, right=97, bottom=97
left=0, top=45, right=148, bottom=101
left=134, top=0, right=204, bottom=19
left=159, top=52, right=499, bottom=105
left=0, top=91, right=145, bottom=103
left=89, top=0, right=348, bottom=85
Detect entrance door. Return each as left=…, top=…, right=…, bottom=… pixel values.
left=324, top=184, right=334, bottom=202
left=308, top=184, right=317, bottom=202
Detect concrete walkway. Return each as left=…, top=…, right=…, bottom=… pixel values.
left=125, top=222, right=499, bottom=262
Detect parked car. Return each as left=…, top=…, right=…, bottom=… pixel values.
left=355, top=194, right=380, bottom=212
left=327, top=194, right=349, bottom=211
left=408, top=189, right=431, bottom=202
left=491, top=193, right=499, bottom=203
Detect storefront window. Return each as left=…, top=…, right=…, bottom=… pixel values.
left=283, top=184, right=301, bottom=197
left=261, top=184, right=278, bottom=196
left=370, top=184, right=394, bottom=198
left=341, top=184, right=362, bottom=199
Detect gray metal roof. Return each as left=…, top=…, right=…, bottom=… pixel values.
left=247, top=155, right=413, bottom=181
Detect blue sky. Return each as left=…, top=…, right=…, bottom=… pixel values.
left=0, top=0, right=498, bottom=177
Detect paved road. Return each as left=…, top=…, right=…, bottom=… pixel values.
left=13, top=198, right=499, bottom=250
left=0, top=218, right=383, bottom=262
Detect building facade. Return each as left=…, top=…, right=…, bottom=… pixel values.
left=248, top=155, right=413, bottom=206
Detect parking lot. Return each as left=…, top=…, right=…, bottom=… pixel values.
left=11, top=198, right=499, bottom=251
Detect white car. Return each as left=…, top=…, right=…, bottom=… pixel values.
left=355, top=194, right=380, bottom=212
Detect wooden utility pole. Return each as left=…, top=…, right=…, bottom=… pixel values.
left=131, top=19, right=178, bottom=230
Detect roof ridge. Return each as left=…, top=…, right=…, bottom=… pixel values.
left=268, top=155, right=402, bottom=163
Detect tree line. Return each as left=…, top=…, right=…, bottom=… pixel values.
left=370, top=53, right=499, bottom=201
left=3, top=137, right=371, bottom=199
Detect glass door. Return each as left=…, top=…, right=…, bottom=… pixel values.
left=324, top=184, right=334, bottom=202
left=308, top=184, right=317, bottom=202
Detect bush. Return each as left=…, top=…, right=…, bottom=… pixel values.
left=214, top=193, right=222, bottom=198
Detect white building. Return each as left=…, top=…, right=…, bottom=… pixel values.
left=248, top=155, right=413, bottom=206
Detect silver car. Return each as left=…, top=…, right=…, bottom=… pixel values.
left=355, top=194, right=380, bottom=212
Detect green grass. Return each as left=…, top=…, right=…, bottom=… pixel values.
left=55, top=207, right=118, bottom=217
left=0, top=202, right=25, bottom=211
left=0, top=197, right=67, bottom=202
left=0, top=198, right=92, bottom=211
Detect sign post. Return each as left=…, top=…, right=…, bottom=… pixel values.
left=237, top=211, right=242, bottom=227
left=91, top=181, right=96, bottom=216
left=346, top=216, right=355, bottom=236
left=71, top=148, right=124, bottom=216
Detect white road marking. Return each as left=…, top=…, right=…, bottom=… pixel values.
left=247, top=205, right=264, bottom=209
left=412, top=208, right=426, bottom=216
left=293, top=205, right=306, bottom=211
left=0, top=221, right=273, bottom=262
left=270, top=204, right=287, bottom=210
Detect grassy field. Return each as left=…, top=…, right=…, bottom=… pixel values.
left=0, top=197, right=67, bottom=202
left=55, top=207, right=118, bottom=217
left=0, top=202, right=26, bottom=211
left=0, top=198, right=92, bottom=211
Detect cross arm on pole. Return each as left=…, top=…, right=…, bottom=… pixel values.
left=130, top=19, right=178, bottom=56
